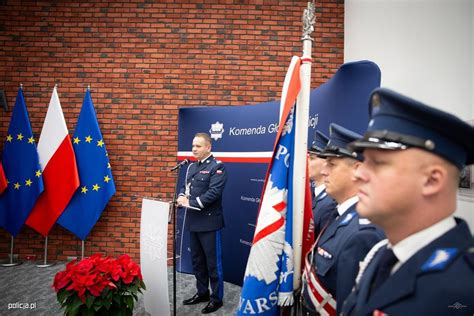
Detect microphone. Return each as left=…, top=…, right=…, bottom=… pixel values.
left=170, top=159, right=189, bottom=171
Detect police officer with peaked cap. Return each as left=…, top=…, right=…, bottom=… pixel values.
left=308, top=130, right=338, bottom=239
left=340, top=88, right=474, bottom=315
left=300, top=124, right=384, bottom=315
left=177, top=132, right=227, bottom=314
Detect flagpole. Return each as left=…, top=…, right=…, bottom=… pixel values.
left=0, top=236, right=22, bottom=267
left=81, top=240, right=85, bottom=260
left=169, top=163, right=186, bottom=316
left=36, top=236, right=54, bottom=268
left=293, top=1, right=315, bottom=291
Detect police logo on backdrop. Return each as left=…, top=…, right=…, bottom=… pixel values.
left=210, top=121, right=225, bottom=141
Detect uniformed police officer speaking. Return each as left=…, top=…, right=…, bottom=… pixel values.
left=177, top=132, right=227, bottom=314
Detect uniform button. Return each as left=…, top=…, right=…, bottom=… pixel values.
left=192, top=178, right=194, bottom=181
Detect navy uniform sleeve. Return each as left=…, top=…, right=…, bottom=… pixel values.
left=189, top=162, right=227, bottom=209
left=178, top=182, right=186, bottom=197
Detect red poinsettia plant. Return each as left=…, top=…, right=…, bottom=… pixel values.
left=52, top=254, right=146, bottom=316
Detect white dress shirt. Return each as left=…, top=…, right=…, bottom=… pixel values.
left=389, top=216, right=456, bottom=273
left=336, top=196, right=359, bottom=217
left=314, top=184, right=326, bottom=199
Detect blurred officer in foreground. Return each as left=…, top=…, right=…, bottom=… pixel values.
left=301, top=124, right=384, bottom=315
left=308, top=130, right=337, bottom=238
left=177, top=132, right=227, bottom=314
left=341, top=88, right=474, bottom=315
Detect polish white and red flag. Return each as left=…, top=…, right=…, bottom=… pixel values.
left=26, top=87, right=79, bottom=237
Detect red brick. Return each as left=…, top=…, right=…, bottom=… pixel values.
left=0, top=0, right=343, bottom=264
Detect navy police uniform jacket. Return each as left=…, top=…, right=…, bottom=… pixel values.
left=341, top=218, right=474, bottom=316
left=312, top=188, right=337, bottom=238
left=180, top=155, right=227, bottom=232
left=303, top=203, right=384, bottom=312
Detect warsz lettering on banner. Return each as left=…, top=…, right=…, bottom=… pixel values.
left=238, top=107, right=296, bottom=315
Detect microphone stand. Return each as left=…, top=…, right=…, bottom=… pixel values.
left=169, top=163, right=184, bottom=316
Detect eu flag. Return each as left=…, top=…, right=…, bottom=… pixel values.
left=0, top=88, right=44, bottom=236
left=57, top=89, right=115, bottom=240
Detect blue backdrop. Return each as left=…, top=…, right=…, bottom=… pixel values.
left=176, top=60, right=381, bottom=286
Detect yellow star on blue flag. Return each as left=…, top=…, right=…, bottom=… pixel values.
left=0, top=88, right=44, bottom=236
left=57, top=89, right=115, bottom=240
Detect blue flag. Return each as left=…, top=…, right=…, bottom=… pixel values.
left=237, top=108, right=296, bottom=315
left=57, top=89, right=115, bottom=240
left=0, top=88, right=44, bottom=236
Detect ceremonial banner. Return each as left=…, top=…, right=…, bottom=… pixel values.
left=237, top=56, right=303, bottom=315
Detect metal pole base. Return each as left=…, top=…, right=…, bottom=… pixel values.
left=36, top=236, right=54, bottom=267
left=0, top=260, right=22, bottom=267
left=2, top=236, right=22, bottom=267
left=36, top=262, right=55, bottom=268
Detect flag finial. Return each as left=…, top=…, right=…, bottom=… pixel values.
left=302, top=2, right=316, bottom=41
left=20, top=83, right=23, bottom=89
left=87, top=85, right=91, bottom=91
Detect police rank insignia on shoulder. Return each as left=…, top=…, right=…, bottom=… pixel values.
left=339, top=212, right=355, bottom=226
left=200, top=170, right=210, bottom=174
left=216, top=170, right=223, bottom=174
left=421, top=248, right=458, bottom=272
left=216, top=160, right=222, bottom=164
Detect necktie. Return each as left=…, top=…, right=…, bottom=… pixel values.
left=371, top=247, right=398, bottom=294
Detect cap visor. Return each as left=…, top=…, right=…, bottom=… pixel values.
left=349, top=139, right=405, bottom=152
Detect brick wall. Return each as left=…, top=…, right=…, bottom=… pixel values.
left=0, top=0, right=344, bottom=263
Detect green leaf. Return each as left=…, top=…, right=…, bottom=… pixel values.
left=93, top=302, right=103, bottom=312
left=85, top=293, right=95, bottom=309
left=102, top=299, right=112, bottom=310
left=129, top=286, right=138, bottom=295
left=57, top=289, right=69, bottom=304
left=69, top=296, right=84, bottom=315
left=113, top=293, right=122, bottom=305
left=123, top=295, right=134, bottom=309
left=83, top=307, right=95, bottom=316
left=65, top=306, right=77, bottom=316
